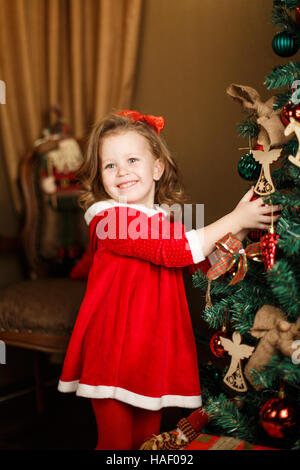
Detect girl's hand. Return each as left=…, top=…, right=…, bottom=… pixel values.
left=231, top=186, right=282, bottom=232
left=234, top=228, right=250, bottom=242
left=198, top=187, right=282, bottom=257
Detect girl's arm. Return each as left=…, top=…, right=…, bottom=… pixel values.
left=93, top=188, right=282, bottom=269
left=94, top=207, right=205, bottom=268
left=195, top=187, right=282, bottom=257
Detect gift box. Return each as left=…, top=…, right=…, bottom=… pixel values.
left=182, top=433, right=276, bottom=450
left=140, top=408, right=276, bottom=450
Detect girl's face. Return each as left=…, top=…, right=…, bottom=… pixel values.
left=100, top=131, right=164, bottom=208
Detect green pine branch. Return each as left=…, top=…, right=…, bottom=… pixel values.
left=236, top=114, right=260, bottom=140
left=271, top=6, right=292, bottom=27
left=292, top=439, right=300, bottom=450
left=249, top=355, right=300, bottom=389
left=273, top=0, right=300, bottom=11
left=276, top=212, right=300, bottom=256
left=271, top=151, right=300, bottom=190
left=282, top=139, right=299, bottom=157
left=271, top=4, right=300, bottom=38
left=266, top=259, right=300, bottom=320
left=204, top=393, right=257, bottom=443
left=266, top=184, right=300, bottom=207
left=264, top=62, right=300, bottom=89
left=273, top=89, right=292, bottom=109
left=193, top=262, right=279, bottom=334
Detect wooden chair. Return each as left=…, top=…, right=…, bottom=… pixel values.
left=0, top=138, right=89, bottom=412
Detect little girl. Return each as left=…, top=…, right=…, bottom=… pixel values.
left=58, top=110, right=281, bottom=450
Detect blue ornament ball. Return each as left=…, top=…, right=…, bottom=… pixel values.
left=238, top=153, right=261, bottom=181
left=272, top=31, right=299, bottom=57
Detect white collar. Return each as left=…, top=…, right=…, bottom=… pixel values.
left=84, top=199, right=168, bottom=225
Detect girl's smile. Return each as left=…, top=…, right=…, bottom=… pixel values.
left=100, top=131, right=164, bottom=208
left=117, top=180, right=139, bottom=190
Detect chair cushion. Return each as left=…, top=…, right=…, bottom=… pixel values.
left=0, top=278, right=86, bottom=335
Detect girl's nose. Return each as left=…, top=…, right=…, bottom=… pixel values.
left=117, top=165, right=129, bottom=176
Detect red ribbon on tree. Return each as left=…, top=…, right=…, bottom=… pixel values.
left=117, top=110, right=165, bottom=134
left=207, top=233, right=262, bottom=286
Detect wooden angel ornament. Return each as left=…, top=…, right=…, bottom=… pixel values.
left=284, top=117, right=300, bottom=168
left=220, top=332, right=254, bottom=392
left=244, top=305, right=300, bottom=390
left=251, top=147, right=282, bottom=195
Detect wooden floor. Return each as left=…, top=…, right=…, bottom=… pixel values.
left=0, top=383, right=97, bottom=450
left=0, top=313, right=212, bottom=451
left=0, top=377, right=189, bottom=451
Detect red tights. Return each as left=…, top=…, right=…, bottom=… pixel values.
left=91, top=398, right=162, bottom=450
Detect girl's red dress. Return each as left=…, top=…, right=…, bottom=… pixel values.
left=58, top=200, right=214, bottom=411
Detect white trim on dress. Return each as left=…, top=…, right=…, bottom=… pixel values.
left=84, top=199, right=168, bottom=226
left=57, top=380, right=202, bottom=411
left=185, top=230, right=205, bottom=264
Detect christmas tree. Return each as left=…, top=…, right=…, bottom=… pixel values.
left=193, top=0, right=300, bottom=450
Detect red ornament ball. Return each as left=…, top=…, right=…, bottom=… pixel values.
left=293, top=104, right=300, bottom=121
left=281, top=102, right=300, bottom=125
left=296, top=6, right=300, bottom=24
left=209, top=330, right=229, bottom=359
left=260, top=397, right=298, bottom=439
left=281, top=102, right=294, bottom=126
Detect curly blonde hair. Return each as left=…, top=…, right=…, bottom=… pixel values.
left=76, top=112, right=189, bottom=212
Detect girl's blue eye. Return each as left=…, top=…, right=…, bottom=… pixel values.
left=129, top=158, right=137, bottom=163
left=105, top=163, right=115, bottom=169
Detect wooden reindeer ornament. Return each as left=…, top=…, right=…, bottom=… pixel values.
left=220, top=332, right=254, bottom=392
left=284, top=117, right=300, bottom=168
left=226, top=84, right=293, bottom=151
left=226, top=83, right=289, bottom=195
left=244, top=305, right=300, bottom=390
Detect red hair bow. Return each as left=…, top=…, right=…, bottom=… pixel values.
left=117, top=110, right=165, bottom=134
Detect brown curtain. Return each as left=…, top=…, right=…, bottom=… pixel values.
left=0, top=0, right=143, bottom=212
